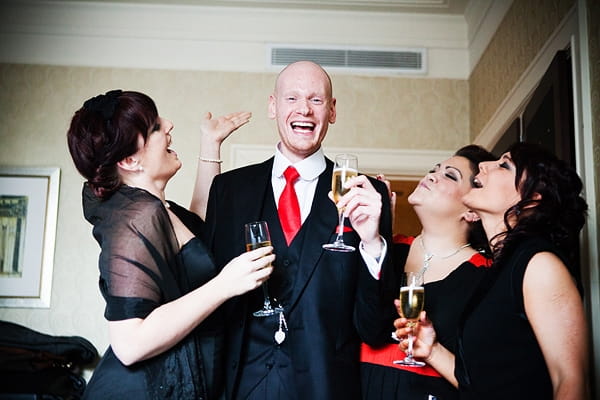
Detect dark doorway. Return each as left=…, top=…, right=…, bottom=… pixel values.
left=389, top=179, right=421, bottom=237
left=492, top=117, right=520, bottom=156
left=521, top=49, right=575, bottom=165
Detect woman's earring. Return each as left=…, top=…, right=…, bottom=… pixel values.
left=137, top=165, right=144, bottom=172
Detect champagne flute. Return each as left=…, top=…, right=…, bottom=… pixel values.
left=393, top=271, right=426, bottom=367
left=245, top=221, right=283, bottom=317
left=323, top=154, right=358, bottom=252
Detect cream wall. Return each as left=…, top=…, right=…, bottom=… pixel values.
left=0, top=63, right=469, bottom=356
left=468, top=0, right=576, bottom=137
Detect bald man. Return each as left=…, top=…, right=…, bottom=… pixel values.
left=204, top=61, right=393, bottom=399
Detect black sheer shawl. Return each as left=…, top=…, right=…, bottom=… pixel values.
left=82, top=184, right=208, bottom=399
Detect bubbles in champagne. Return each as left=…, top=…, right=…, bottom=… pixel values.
left=332, top=168, right=358, bottom=202
left=399, top=286, right=425, bottom=320
left=246, top=241, right=272, bottom=252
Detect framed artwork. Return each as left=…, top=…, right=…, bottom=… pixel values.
left=0, top=167, right=60, bottom=308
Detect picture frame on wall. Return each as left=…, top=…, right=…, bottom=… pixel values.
left=0, top=167, right=60, bottom=308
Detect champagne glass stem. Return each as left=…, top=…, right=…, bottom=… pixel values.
left=261, top=282, right=273, bottom=311
left=406, top=331, right=414, bottom=361
left=323, top=203, right=355, bottom=252
left=334, top=208, right=344, bottom=243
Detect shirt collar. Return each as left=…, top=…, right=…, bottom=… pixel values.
left=273, top=144, right=326, bottom=181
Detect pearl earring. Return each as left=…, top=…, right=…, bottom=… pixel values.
left=137, top=165, right=144, bottom=172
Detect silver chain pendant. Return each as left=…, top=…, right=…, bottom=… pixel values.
left=274, top=311, right=288, bottom=344
left=274, top=329, right=286, bottom=344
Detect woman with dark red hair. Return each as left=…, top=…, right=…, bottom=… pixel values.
left=67, top=90, right=272, bottom=399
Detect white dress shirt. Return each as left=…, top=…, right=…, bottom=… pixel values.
left=271, top=144, right=386, bottom=278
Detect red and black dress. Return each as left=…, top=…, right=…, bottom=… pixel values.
left=355, top=234, right=491, bottom=400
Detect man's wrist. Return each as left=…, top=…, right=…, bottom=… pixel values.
left=359, top=236, right=383, bottom=260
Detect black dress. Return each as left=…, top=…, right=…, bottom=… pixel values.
left=358, top=235, right=491, bottom=400
left=81, top=184, right=223, bottom=400
left=455, top=237, right=558, bottom=399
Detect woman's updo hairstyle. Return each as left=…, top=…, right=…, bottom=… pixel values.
left=67, top=90, right=158, bottom=199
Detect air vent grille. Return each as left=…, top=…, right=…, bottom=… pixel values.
left=270, top=46, right=426, bottom=74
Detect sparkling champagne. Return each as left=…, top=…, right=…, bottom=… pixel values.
left=246, top=240, right=272, bottom=252
left=246, top=241, right=272, bottom=269
left=399, top=286, right=425, bottom=320
left=332, top=168, right=358, bottom=202
left=245, top=221, right=281, bottom=316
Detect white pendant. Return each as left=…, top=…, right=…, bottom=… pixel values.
left=274, top=329, right=286, bottom=344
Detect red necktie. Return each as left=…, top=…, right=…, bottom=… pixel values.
left=278, top=166, right=301, bottom=245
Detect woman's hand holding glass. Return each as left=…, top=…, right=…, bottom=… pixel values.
left=393, top=271, right=426, bottom=367
left=393, top=308, right=437, bottom=364
left=216, top=245, right=274, bottom=298
left=245, top=221, right=283, bottom=317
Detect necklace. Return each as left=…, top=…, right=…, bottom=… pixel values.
left=418, top=236, right=470, bottom=277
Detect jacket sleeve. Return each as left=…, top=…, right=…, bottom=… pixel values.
left=353, top=177, right=399, bottom=346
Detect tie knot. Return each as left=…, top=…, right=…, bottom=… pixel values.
left=284, top=166, right=300, bottom=183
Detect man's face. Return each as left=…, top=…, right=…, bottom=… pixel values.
left=268, top=62, right=337, bottom=163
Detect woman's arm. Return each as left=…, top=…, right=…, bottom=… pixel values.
left=109, top=245, right=273, bottom=366
left=523, top=252, right=590, bottom=400
left=190, top=111, right=251, bottom=219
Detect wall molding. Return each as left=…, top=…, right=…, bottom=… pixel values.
left=473, top=6, right=578, bottom=149
left=0, top=0, right=500, bottom=79
left=465, top=0, right=513, bottom=71
left=230, top=144, right=452, bottom=178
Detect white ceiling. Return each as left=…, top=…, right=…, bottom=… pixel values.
left=61, top=0, right=470, bottom=14
left=1, top=0, right=511, bottom=78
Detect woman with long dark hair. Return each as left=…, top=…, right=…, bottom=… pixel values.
left=396, top=142, right=590, bottom=399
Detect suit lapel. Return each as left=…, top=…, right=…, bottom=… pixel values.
left=288, top=159, right=338, bottom=311
left=237, top=159, right=274, bottom=230
left=225, top=159, right=273, bottom=384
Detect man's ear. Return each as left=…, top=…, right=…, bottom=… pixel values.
left=463, top=210, right=480, bottom=223
left=268, top=94, right=276, bottom=120
left=329, top=97, right=337, bottom=124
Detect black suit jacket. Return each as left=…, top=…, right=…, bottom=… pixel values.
left=204, top=156, right=392, bottom=399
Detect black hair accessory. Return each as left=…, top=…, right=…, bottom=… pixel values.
left=83, top=89, right=123, bottom=120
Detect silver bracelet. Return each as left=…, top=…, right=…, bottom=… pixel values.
left=198, top=156, right=223, bottom=164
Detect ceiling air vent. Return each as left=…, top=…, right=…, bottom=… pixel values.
left=269, top=45, right=426, bottom=75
